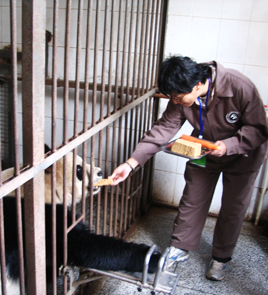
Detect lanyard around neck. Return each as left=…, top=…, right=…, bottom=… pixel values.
left=197, top=78, right=211, bottom=139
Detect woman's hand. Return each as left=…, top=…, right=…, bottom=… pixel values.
left=210, top=141, right=227, bottom=157
left=109, top=158, right=139, bottom=186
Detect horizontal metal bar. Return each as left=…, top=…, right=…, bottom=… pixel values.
left=0, top=88, right=157, bottom=198
left=153, top=93, right=168, bottom=99
left=44, top=78, right=151, bottom=96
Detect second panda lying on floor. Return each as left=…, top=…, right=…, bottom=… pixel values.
left=3, top=196, right=161, bottom=294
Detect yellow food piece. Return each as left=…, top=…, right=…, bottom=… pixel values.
left=171, top=138, right=201, bottom=157
left=94, top=178, right=113, bottom=187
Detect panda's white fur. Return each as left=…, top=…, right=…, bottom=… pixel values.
left=0, top=271, right=20, bottom=295
left=1, top=152, right=103, bottom=206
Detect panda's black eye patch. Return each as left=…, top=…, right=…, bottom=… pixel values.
left=76, top=165, right=83, bottom=181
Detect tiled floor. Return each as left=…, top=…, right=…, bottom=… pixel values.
left=86, top=206, right=268, bottom=295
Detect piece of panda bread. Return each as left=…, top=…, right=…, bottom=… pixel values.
left=94, top=178, right=113, bottom=187
left=171, top=138, right=202, bottom=157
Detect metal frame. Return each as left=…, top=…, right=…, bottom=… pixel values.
left=63, top=246, right=180, bottom=295
left=0, top=0, right=169, bottom=294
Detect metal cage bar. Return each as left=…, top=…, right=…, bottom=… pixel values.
left=0, top=0, right=168, bottom=294
left=21, top=1, right=46, bottom=294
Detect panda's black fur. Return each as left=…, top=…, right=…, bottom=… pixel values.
left=3, top=197, right=161, bottom=285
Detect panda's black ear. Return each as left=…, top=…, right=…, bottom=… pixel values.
left=45, top=144, right=52, bottom=174
left=45, top=144, right=51, bottom=154
left=45, top=166, right=52, bottom=174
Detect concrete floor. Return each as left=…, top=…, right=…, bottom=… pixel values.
left=85, top=205, right=268, bottom=295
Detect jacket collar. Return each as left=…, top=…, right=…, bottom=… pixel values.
left=207, top=61, right=233, bottom=98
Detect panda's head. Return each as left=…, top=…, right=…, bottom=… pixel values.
left=45, top=146, right=102, bottom=206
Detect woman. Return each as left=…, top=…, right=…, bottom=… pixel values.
left=109, top=56, right=268, bottom=281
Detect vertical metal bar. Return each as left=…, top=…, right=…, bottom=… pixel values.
left=133, top=2, right=146, bottom=216
left=0, top=119, right=5, bottom=295
left=146, top=0, right=156, bottom=91
left=63, top=0, right=72, bottom=146
left=129, top=1, right=140, bottom=181
left=126, top=0, right=135, bottom=103
left=128, top=176, right=134, bottom=225
left=137, top=0, right=147, bottom=148
left=136, top=1, right=149, bottom=224
left=133, top=171, right=139, bottom=219
left=108, top=0, right=115, bottom=237
left=141, top=0, right=150, bottom=96
left=21, top=1, right=46, bottom=294
left=124, top=176, right=131, bottom=232
left=10, top=1, right=26, bottom=294
left=137, top=0, right=146, bottom=98
left=74, top=0, right=83, bottom=138
left=113, top=126, right=119, bottom=236
left=128, top=1, right=139, bottom=159
left=125, top=0, right=135, bottom=175
left=113, top=0, right=123, bottom=237
left=50, top=162, right=57, bottom=295
left=118, top=0, right=125, bottom=238
left=72, top=148, right=78, bottom=221
left=146, top=0, right=157, bottom=133
left=100, top=0, right=109, bottom=122
left=107, top=0, right=114, bottom=116
left=119, top=0, right=129, bottom=238
left=63, top=155, right=68, bottom=294
left=101, top=0, right=109, bottom=235
left=156, top=0, right=169, bottom=79
left=131, top=0, right=140, bottom=102
left=82, top=143, right=87, bottom=222
left=0, top=199, right=7, bottom=295
left=114, top=0, right=122, bottom=112
left=113, top=3, right=123, bottom=238
left=92, top=0, right=99, bottom=125
left=93, top=0, right=100, bottom=234
left=141, top=1, right=151, bottom=139
left=71, top=0, right=84, bottom=222
left=51, top=1, right=59, bottom=293
left=51, top=0, right=58, bottom=153
left=83, top=0, right=92, bottom=227
left=123, top=0, right=131, bottom=161
left=120, top=0, right=129, bottom=107
left=151, top=0, right=161, bottom=88
left=10, top=0, right=20, bottom=175
left=63, top=1, right=72, bottom=292
left=0, top=123, right=6, bottom=295
left=15, top=192, right=24, bottom=295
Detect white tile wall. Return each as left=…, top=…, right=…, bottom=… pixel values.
left=192, top=0, right=223, bottom=18
left=152, top=0, right=268, bottom=219
left=250, top=0, right=268, bottom=22
left=190, top=17, right=221, bottom=61
left=222, top=0, right=253, bottom=20
left=246, top=22, right=268, bottom=67
left=217, top=19, right=250, bottom=64
left=244, top=65, right=268, bottom=101
left=0, top=4, right=22, bottom=49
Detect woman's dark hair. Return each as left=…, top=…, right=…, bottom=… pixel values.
left=158, top=56, right=211, bottom=96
